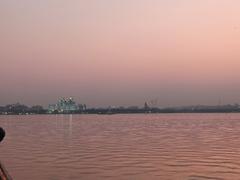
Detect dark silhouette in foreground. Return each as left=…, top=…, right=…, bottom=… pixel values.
left=0, top=127, right=5, bottom=142
left=0, top=127, right=11, bottom=180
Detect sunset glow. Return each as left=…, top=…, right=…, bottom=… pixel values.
left=1, top=0, right=240, bottom=107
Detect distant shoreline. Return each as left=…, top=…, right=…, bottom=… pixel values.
left=1, top=102, right=240, bottom=115
left=1, top=111, right=240, bottom=116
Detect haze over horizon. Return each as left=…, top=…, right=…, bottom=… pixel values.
left=1, top=0, right=240, bottom=107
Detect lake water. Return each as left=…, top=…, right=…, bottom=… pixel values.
left=1, top=114, right=240, bottom=180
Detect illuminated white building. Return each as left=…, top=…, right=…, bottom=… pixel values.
left=48, top=97, right=79, bottom=113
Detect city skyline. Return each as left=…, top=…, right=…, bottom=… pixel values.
left=1, top=1, right=240, bottom=107
left=0, top=96, right=239, bottom=109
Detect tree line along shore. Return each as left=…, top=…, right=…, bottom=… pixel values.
left=1, top=103, right=240, bottom=115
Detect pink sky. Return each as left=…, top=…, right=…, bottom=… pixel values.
left=1, top=0, right=240, bottom=107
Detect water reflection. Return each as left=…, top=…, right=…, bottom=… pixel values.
left=69, top=114, right=73, bottom=136
left=1, top=114, right=240, bottom=180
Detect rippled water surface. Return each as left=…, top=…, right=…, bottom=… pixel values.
left=1, top=114, right=240, bottom=179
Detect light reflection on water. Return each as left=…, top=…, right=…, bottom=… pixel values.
left=1, top=114, right=240, bottom=179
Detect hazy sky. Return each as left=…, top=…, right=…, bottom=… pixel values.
left=1, top=0, right=240, bottom=107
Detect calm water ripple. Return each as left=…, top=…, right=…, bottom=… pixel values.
left=1, top=114, right=240, bottom=179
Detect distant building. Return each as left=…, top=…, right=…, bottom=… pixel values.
left=144, top=102, right=150, bottom=110
left=48, top=97, right=79, bottom=113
